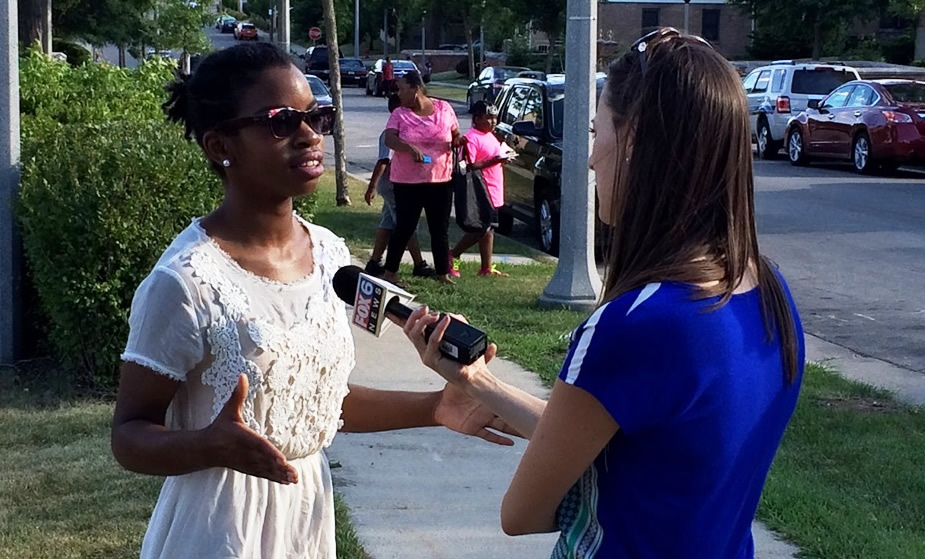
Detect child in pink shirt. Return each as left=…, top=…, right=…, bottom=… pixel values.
left=450, top=101, right=514, bottom=277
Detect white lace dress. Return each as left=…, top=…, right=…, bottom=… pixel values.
left=121, top=216, right=355, bottom=559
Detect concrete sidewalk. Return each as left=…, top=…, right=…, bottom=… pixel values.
left=327, top=318, right=801, bottom=559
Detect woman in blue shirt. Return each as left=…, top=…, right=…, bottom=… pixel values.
left=403, top=27, right=804, bottom=559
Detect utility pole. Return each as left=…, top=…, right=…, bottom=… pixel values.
left=1, top=0, right=22, bottom=363
left=43, top=0, right=52, bottom=54
left=383, top=7, right=388, bottom=56
left=269, top=7, right=275, bottom=43
left=479, top=21, right=485, bottom=71
left=683, top=0, right=691, bottom=34
left=354, top=0, right=360, bottom=58
left=279, top=0, right=290, bottom=55
left=421, top=11, right=426, bottom=68
left=538, top=0, right=601, bottom=311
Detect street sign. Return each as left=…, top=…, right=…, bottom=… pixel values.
left=309, top=27, right=322, bottom=41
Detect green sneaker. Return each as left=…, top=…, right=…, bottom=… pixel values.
left=450, top=257, right=462, bottom=278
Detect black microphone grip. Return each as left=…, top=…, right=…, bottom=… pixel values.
left=383, top=296, right=488, bottom=365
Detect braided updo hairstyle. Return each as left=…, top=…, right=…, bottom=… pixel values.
left=162, top=43, right=294, bottom=160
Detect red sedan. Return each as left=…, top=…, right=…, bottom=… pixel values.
left=786, top=79, right=925, bottom=173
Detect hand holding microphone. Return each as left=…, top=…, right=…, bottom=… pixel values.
left=402, top=306, right=500, bottom=388
left=332, top=266, right=488, bottom=365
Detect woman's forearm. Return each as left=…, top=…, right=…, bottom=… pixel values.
left=384, top=132, right=416, bottom=154
left=111, top=421, right=216, bottom=476
left=340, top=384, right=441, bottom=432
left=465, top=373, right=547, bottom=439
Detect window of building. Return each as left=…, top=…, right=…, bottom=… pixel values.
left=702, top=9, right=720, bottom=42
left=642, top=8, right=660, bottom=31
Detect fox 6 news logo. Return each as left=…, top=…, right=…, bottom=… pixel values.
left=353, top=276, right=378, bottom=332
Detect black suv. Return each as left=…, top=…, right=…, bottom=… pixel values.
left=491, top=75, right=605, bottom=255
left=303, top=46, right=343, bottom=83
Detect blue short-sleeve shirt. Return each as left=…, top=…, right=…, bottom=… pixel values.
left=552, top=279, right=804, bottom=559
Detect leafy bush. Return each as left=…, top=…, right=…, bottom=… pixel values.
left=19, top=121, right=222, bottom=389
left=17, top=47, right=316, bottom=389
left=19, top=44, right=177, bottom=129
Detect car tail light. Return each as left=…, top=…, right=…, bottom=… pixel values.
left=776, top=96, right=791, bottom=114
left=883, top=110, right=913, bottom=124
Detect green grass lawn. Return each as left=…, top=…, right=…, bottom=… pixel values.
left=425, top=85, right=468, bottom=103
left=312, top=175, right=925, bottom=558
left=0, top=365, right=369, bottom=559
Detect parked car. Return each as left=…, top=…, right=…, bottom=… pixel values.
left=303, top=46, right=343, bottom=83
left=234, top=22, right=258, bottom=41
left=786, top=79, right=925, bottom=173
left=338, top=58, right=368, bottom=87
left=304, top=74, right=333, bottom=106
left=744, top=61, right=859, bottom=159
left=490, top=74, right=607, bottom=255
left=215, top=14, right=236, bottom=32
left=466, top=66, right=531, bottom=111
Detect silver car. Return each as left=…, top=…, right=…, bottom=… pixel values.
left=744, top=61, right=859, bottom=159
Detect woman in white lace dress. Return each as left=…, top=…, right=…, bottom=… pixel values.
left=111, top=43, right=513, bottom=559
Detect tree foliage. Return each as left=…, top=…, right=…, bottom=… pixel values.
left=730, top=0, right=894, bottom=59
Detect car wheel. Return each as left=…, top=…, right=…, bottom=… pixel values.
left=757, top=119, right=781, bottom=160
left=496, top=209, right=514, bottom=236
left=534, top=186, right=560, bottom=256
left=787, top=128, right=810, bottom=167
left=853, top=133, right=874, bottom=174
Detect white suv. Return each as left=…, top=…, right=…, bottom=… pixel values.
left=744, top=61, right=860, bottom=159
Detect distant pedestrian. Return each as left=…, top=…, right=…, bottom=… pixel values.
left=382, top=57, right=395, bottom=95
left=364, top=94, right=436, bottom=279
left=450, top=101, right=512, bottom=277
left=383, top=70, right=466, bottom=285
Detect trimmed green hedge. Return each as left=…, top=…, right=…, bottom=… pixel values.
left=17, top=46, right=316, bottom=389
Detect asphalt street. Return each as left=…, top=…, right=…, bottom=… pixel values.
left=104, top=28, right=925, bottom=375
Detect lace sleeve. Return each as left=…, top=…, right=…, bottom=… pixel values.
left=121, top=267, right=204, bottom=381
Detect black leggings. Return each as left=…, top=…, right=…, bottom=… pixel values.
left=385, top=181, right=453, bottom=275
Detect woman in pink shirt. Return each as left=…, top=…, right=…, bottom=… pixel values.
left=384, top=71, right=466, bottom=285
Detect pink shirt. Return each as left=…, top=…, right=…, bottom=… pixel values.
left=387, top=100, right=459, bottom=184
left=465, top=128, right=505, bottom=208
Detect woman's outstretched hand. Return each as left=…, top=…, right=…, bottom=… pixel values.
left=205, top=374, right=298, bottom=485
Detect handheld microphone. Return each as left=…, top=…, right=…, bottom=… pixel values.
left=332, top=265, right=488, bottom=365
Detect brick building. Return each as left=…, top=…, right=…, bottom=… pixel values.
left=599, top=0, right=752, bottom=58
left=532, top=0, right=753, bottom=60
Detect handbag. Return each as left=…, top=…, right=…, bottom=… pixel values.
left=452, top=145, right=494, bottom=233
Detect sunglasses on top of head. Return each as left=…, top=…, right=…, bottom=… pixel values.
left=631, top=27, right=713, bottom=77
left=218, top=105, right=337, bottom=139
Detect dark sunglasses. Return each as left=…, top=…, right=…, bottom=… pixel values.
left=632, top=27, right=713, bottom=77
left=218, top=105, right=337, bottom=138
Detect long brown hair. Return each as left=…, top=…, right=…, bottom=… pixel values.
left=601, top=31, right=799, bottom=383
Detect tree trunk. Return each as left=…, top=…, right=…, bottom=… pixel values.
left=322, top=0, right=350, bottom=206
left=915, top=6, right=925, bottom=62
left=18, top=0, right=43, bottom=49
left=812, top=20, right=823, bottom=61
left=464, top=14, right=475, bottom=79
left=118, top=45, right=127, bottom=67
left=544, top=31, right=558, bottom=74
